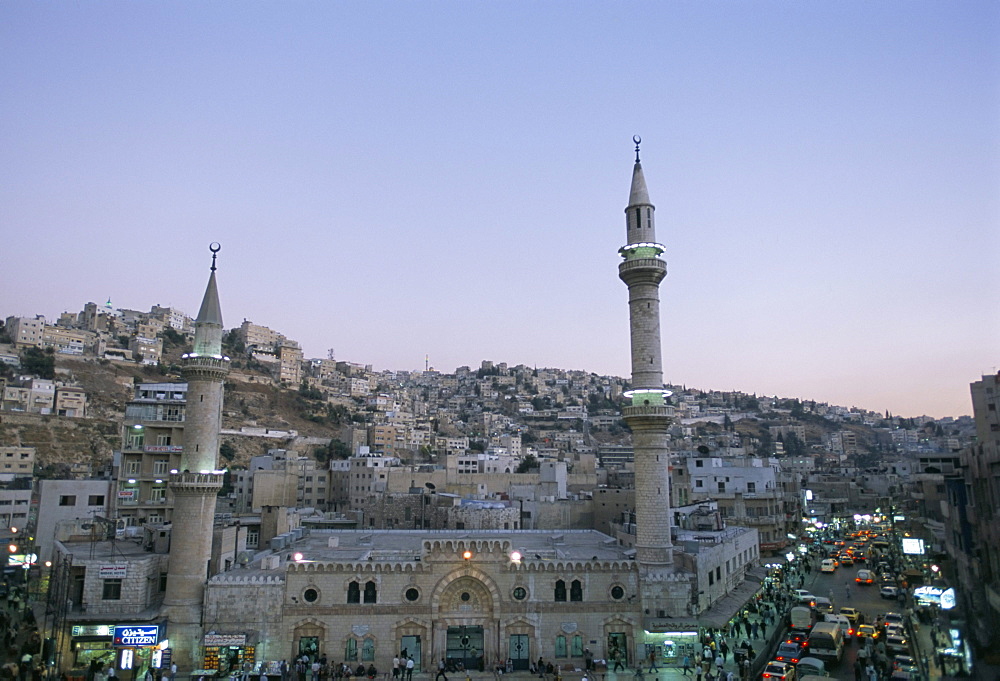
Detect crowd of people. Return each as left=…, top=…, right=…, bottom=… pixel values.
left=0, top=579, right=42, bottom=681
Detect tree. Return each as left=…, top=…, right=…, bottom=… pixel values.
left=316, top=438, right=352, bottom=463
left=20, top=346, right=55, bottom=379
left=469, top=440, right=486, bottom=452
left=219, top=442, right=237, bottom=462
left=515, top=454, right=539, bottom=474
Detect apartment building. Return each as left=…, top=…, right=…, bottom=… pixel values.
left=5, top=316, right=45, bottom=347
left=54, top=386, right=87, bottom=417
left=0, top=446, right=35, bottom=481
left=116, top=382, right=187, bottom=526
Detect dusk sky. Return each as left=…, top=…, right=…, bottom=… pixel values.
left=2, top=2, right=997, bottom=419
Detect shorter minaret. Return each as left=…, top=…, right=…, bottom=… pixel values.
left=162, top=244, right=231, bottom=670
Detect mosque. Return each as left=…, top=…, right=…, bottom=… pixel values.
left=51, top=143, right=762, bottom=678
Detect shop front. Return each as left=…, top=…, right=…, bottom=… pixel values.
left=202, top=633, right=256, bottom=678
left=113, top=624, right=168, bottom=679
left=640, top=627, right=700, bottom=666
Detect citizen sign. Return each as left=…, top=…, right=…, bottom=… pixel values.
left=113, top=626, right=159, bottom=647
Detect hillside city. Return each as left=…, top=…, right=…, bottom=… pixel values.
left=1, top=296, right=998, bottom=680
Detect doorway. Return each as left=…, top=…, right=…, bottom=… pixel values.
left=446, top=626, right=483, bottom=670
left=507, top=635, right=529, bottom=671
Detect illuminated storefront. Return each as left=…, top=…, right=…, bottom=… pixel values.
left=202, top=633, right=256, bottom=675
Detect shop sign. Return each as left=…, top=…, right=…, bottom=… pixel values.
left=100, top=564, right=128, bottom=579
left=72, top=625, right=114, bottom=637
left=204, top=634, right=247, bottom=647
left=144, top=445, right=183, bottom=453
left=118, top=490, right=137, bottom=499
left=114, top=625, right=160, bottom=647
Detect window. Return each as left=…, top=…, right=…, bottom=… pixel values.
left=405, top=588, right=419, bottom=602
left=361, top=639, right=375, bottom=662
left=554, top=580, right=566, bottom=602
left=345, top=639, right=357, bottom=661
left=610, top=585, right=624, bottom=600
left=59, top=495, right=77, bottom=506
left=304, top=588, right=319, bottom=603
left=512, top=587, right=527, bottom=601
left=572, top=635, right=583, bottom=658
left=102, top=579, right=122, bottom=600
left=156, top=435, right=171, bottom=446
left=363, top=581, right=377, bottom=604
left=159, top=573, right=168, bottom=591
left=88, top=495, right=105, bottom=506
left=347, top=582, right=360, bottom=604
left=747, top=482, right=756, bottom=493
left=125, top=460, right=140, bottom=474
left=555, top=636, right=567, bottom=658
left=150, top=487, right=166, bottom=502
left=153, top=460, right=169, bottom=474
left=570, top=580, right=583, bottom=602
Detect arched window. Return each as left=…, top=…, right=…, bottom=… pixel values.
left=554, top=580, right=566, bottom=602
left=362, top=638, right=375, bottom=661
left=347, top=582, right=360, bottom=604
left=570, top=580, right=583, bottom=602
left=345, top=639, right=358, bottom=661
left=363, top=580, right=377, bottom=603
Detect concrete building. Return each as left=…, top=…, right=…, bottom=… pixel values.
left=5, top=315, right=45, bottom=347
left=116, top=382, right=188, bottom=527
left=0, top=446, right=35, bottom=481
left=55, top=385, right=88, bottom=417
left=35, top=479, right=111, bottom=562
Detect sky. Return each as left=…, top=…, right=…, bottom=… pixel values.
left=2, top=2, right=998, bottom=420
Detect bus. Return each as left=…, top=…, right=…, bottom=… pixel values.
left=806, top=622, right=844, bottom=662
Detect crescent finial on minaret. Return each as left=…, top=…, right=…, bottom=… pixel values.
left=210, top=242, right=221, bottom=272
left=633, top=135, right=641, bottom=163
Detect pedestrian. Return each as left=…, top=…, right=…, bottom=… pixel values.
left=406, top=658, right=414, bottom=681
left=647, top=651, right=658, bottom=673
left=392, top=657, right=399, bottom=681
left=719, top=640, right=728, bottom=662
left=680, top=655, right=691, bottom=676
left=714, top=654, right=723, bottom=673
left=845, top=585, right=851, bottom=599
left=750, top=621, right=759, bottom=639
left=435, top=659, right=447, bottom=681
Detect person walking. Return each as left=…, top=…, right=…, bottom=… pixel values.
left=751, top=621, right=759, bottom=640
left=680, top=655, right=691, bottom=676
left=392, top=657, right=399, bottom=681
left=435, top=659, right=448, bottom=681
left=647, top=651, right=658, bottom=674
left=405, top=657, right=414, bottom=681
left=714, top=654, right=723, bottom=674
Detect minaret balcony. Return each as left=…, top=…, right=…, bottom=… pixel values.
left=622, top=404, right=674, bottom=419
left=618, top=257, right=667, bottom=285
left=181, top=354, right=231, bottom=379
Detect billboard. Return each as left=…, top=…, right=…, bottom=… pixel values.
left=901, top=537, right=925, bottom=555
left=113, top=625, right=160, bottom=647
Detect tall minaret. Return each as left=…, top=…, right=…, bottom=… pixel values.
left=162, top=244, right=231, bottom=670
left=618, top=137, right=675, bottom=568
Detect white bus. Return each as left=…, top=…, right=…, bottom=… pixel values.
left=806, top=622, right=844, bottom=662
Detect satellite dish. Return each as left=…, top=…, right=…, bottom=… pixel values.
left=237, top=551, right=253, bottom=566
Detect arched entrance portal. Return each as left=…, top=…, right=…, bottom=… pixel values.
left=433, top=574, right=497, bottom=670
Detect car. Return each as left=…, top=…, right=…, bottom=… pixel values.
left=839, top=607, right=860, bottom=625
left=794, top=589, right=817, bottom=604
left=886, top=635, right=910, bottom=655
left=880, top=585, right=899, bottom=599
left=795, top=658, right=826, bottom=678
left=838, top=554, right=854, bottom=566
left=775, top=642, right=805, bottom=665
left=820, top=559, right=837, bottom=573
left=856, top=570, right=874, bottom=584
left=883, top=612, right=906, bottom=627
left=785, top=632, right=809, bottom=647
left=762, top=661, right=796, bottom=681
left=812, top=596, right=834, bottom=615
left=856, top=625, right=878, bottom=641
left=884, top=623, right=905, bottom=638
left=894, top=656, right=919, bottom=674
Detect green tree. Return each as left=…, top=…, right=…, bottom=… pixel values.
left=316, top=438, right=352, bottom=463
left=515, top=454, right=539, bottom=473
left=219, top=442, right=237, bottom=462
left=20, top=346, right=55, bottom=379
